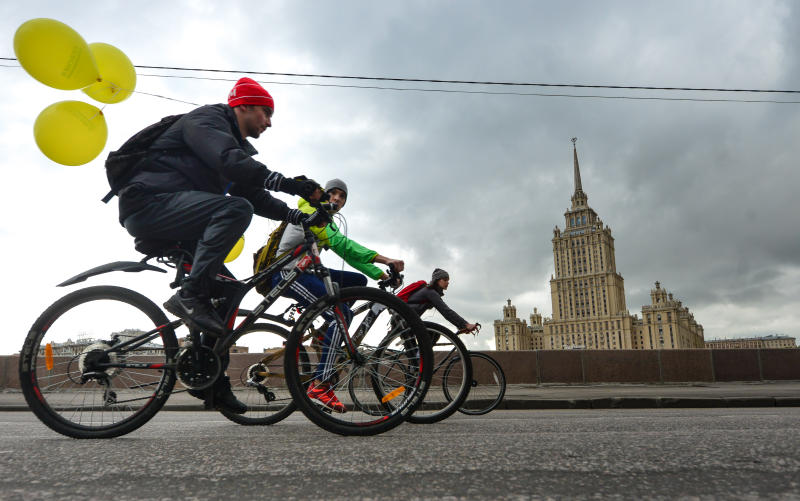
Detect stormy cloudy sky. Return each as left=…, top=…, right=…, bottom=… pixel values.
left=1, top=1, right=798, bottom=354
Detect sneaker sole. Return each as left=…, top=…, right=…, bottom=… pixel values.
left=309, top=398, right=346, bottom=414
left=163, top=298, right=221, bottom=337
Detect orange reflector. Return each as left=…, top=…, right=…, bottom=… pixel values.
left=381, top=386, right=405, bottom=403
left=45, top=343, right=54, bottom=371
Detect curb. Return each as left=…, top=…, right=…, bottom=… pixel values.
left=4, top=397, right=799, bottom=412
left=499, top=397, right=800, bottom=410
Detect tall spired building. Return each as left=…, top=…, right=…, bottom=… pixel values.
left=494, top=138, right=704, bottom=351
left=542, top=138, right=634, bottom=349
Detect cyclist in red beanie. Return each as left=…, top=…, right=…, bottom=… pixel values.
left=116, top=77, right=325, bottom=414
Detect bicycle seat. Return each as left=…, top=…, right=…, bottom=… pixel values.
left=134, top=238, right=181, bottom=256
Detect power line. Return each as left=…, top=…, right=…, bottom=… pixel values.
left=137, top=64, right=800, bottom=95
left=2, top=56, right=798, bottom=94
left=3, top=57, right=800, bottom=104
left=135, top=72, right=800, bottom=104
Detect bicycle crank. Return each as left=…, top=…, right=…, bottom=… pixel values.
left=176, top=345, right=222, bottom=391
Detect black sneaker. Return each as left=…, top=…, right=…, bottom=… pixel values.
left=164, top=291, right=225, bottom=336
left=213, top=377, right=247, bottom=414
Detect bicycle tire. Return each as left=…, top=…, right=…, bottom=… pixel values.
left=284, top=286, right=432, bottom=436
left=19, top=286, right=178, bottom=439
left=404, top=322, right=472, bottom=424
left=447, top=352, right=506, bottom=415
left=219, top=322, right=309, bottom=425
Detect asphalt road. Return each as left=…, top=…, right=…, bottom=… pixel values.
left=1, top=408, right=799, bottom=500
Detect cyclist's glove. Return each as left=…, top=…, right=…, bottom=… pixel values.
left=280, top=175, right=322, bottom=199
left=305, top=209, right=331, bottom=227
left=286, top=209, right=307, bottom=225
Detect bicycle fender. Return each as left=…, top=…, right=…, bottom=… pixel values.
left=57, top=261, right=167, bottom=287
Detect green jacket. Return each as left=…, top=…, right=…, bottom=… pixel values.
left=277, top=199, right=383, bottom=280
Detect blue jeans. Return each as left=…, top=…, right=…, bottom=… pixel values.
left=272, top=269, right=367, bottom=381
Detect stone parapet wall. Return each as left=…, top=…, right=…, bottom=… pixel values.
left=474, top=349, right=800, bottom=385
left=2, top=349, right=799, bottom=389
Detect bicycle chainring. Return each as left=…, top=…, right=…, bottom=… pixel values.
left=176, top=346, right=222, bottom=391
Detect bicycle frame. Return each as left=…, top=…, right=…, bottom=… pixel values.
left=69, top=219, right=401, bottom=389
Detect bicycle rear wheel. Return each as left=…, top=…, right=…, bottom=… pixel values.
left=448, top=352, right=506, bottom=415
left=219, top=322, right=309, bottom=425
left=405, top=322, right=471, bottom=424
left=284, top=286, right=432, bottom=436
left=19, top=286, right=178, bottom=438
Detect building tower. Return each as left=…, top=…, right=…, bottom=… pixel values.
left=542, top=138, right=634, bottom=349
left=494, top=299, right=538, bottom=350
left=639, top=281, right=705, bottom=349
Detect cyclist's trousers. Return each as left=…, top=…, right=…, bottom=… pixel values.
left=121, top=190, right=253, bottom=297
left=273, top=269, right=366, bottom=382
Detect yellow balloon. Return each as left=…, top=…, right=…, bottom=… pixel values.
left=13, top=18, right=100, bottom=90
left=82, top=43, right=137, bottom=104
left=34, top=101, right=108, bottom=166
left=224, top=237, right=245, bottom=263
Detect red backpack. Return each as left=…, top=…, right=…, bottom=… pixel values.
left=396, top=280, right=427, bottom=303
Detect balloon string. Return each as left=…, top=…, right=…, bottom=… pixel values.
left=88, top=107, right=105, bottom=121
left=129, top=89, right=199, bottom=106
left=111, top=83, right=199, bottom=106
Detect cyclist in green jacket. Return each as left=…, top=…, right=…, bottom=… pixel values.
left=272, top=178, right=404, bottom=412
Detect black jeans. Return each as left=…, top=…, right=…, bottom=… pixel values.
left=121, top=189, right=254, bottom=297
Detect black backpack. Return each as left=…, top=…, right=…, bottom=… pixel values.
left=101, top=114, right=185, bottom=203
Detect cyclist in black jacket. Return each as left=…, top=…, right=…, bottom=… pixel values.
left=407, top=268, right=478, bottom=333
left=116, top=78, right=323, bottom=413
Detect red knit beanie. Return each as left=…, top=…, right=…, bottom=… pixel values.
left=228, top=77, right=274, bottom=109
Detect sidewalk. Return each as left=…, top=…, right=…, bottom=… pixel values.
left=498, top=381, right=800, bottom=409
left=2, top=381, right=799, bottom=411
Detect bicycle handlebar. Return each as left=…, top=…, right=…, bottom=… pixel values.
left=377, top=262, right=403, bottom=291
left=302, top=200, right=337, bottom=228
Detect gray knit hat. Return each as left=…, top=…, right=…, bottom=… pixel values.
left=325, top=178, right=348, bottom=198
left=431, top=268, right=449, bottom=282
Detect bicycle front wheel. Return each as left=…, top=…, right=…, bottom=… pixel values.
left=219, top=322, right=309, bottom=425
left=451, top=352, right=506, bottom=415
left=19, top=286, right=178, bottom=439
left=284, top=286, right=432, bottom=436
left=405, top=322, right=472, bottom=424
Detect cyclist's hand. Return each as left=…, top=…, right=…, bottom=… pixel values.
left=286, top=208, right=307, bottom=225
left=385, top=258, right=404, bottom=272
left=305, top=209, right=331, bottom=228
left=459, top=323, right=479, bottom=334
left=281, top=176, right=323, bottom=200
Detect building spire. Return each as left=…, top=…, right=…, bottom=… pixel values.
left=571, top=137, right=583, bottom=194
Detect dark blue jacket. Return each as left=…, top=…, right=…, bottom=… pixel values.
left=119, top=103, right=289, bottom=222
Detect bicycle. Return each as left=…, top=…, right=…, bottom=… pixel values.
left=19, top=204, right=432, bottom=438
left=370, top=322, right=506, bottom=421
left=221, top=268, right=411, bottom=427
left=356, top=321, right=473, bottom=424
left=342, top=272, right=475, bottom=425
